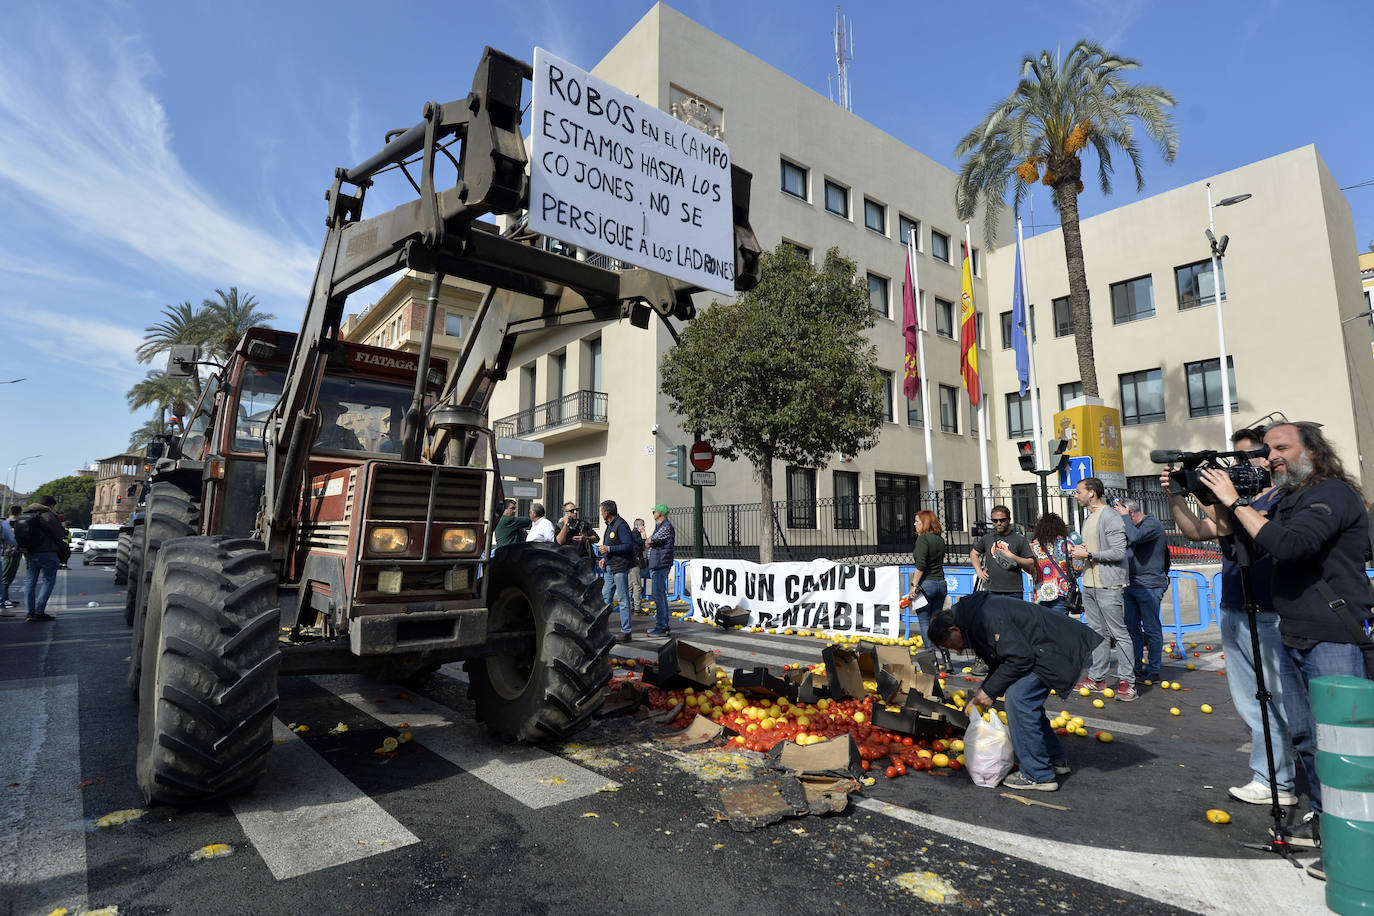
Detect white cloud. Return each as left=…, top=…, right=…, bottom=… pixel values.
left=0, top=9, right=317, bottom=304
left=0, top=302, right=145, bottom=386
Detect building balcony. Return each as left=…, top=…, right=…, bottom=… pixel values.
left=493, top=390, right=608, bottom=445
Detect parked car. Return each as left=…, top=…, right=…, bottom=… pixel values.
left=69, top=528, right=87, bottom=551
left=82, top=524, right=122, bottom=566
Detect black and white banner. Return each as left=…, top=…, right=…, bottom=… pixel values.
left=686, top=558, right=903, bottom=639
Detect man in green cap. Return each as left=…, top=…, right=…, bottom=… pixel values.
left=644, top=504, right=676, bottom=636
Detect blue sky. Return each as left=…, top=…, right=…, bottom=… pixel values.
left=2, top=0, right=1370, bottom=492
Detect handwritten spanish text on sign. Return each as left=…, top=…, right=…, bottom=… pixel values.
left=530, top=47, right=737, bottom=296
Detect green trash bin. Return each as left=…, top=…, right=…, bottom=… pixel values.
left=1312, top=674, right=1374, bottom=914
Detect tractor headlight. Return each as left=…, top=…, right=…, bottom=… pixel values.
left=440, top=526, right=479, bottom=554
left=368, top=526, right=410, bottom=554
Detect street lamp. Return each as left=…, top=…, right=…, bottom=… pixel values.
left=7, top=454, right=42, bottom=501
left=1, top=378, right=26, bottom=385
left=1206, top=184, right=1252, bottom=446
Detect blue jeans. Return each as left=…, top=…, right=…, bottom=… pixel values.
left=1280, top=641, right=1367, bottom=814
left=1122, top=585, right=1165, bottom=678
left=25, top=552, right=60, bottom=614
left=1003, top=672, right=1065, bottom=783
left=650, top=567, right=671, bottom=632
left=914, top=579, right=947, bottom=647
left=1218, top=606, right=1294, bottom=792
left=602, top=569, right=632, bottom=633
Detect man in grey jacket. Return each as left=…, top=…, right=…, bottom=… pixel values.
left=1069, top=478, right=1136, bottom=701
left=1116, top=497, right=1169, bottom=684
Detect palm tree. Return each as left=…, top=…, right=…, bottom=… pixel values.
left=127, top=371, right=196, bottom=427
left=954, top=41, right=1176, bottom=397
left=201, top=287, right=275, bottom=362
left=137, top=300, right=212, bottom=394
left=128, top=417, right=178, bottom=451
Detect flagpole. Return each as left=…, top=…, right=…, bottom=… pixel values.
left=909, top=241, right=937, bottom=510
left=1018, top=218, right=1045, bottom=468
left=967, top=223, right=992, bottom=521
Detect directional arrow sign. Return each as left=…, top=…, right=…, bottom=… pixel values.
left=1059, top=455, right=1094, bottom=492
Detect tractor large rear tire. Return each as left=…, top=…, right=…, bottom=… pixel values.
left=136, top=535, right=280, bottom=806
left=124, top=527, right=145, bottom=626
left=465, top=542, right=613, bottom=742
left=129, top=483, right=201, bottom=697
left=114, top=531, right=132, bottom=587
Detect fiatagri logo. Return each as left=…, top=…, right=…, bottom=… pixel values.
left=352, top=350, right=444, bottom=386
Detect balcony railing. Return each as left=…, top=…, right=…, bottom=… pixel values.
left=493, top=390, right=608, bottom=439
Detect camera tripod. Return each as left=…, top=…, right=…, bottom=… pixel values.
left=1229, top=532, right=1301, bottom=865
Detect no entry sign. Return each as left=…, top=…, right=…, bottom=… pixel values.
left=690, top=441, right=715, bottom=471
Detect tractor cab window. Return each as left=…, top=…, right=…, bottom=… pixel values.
left=233, top=366, right=287, bottom=453
left=180, top=376, right=222, bottom=461
left=313, top=375, right=413, bottom=455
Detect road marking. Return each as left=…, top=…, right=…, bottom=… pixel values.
left=0, top=676, right=88, bottom=916
left=314, top=675, right=619, bottom=809
left=229, top=720, right=420, bottom=881
left=859, top=797, right=1321, bottom=915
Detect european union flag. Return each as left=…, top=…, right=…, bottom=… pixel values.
left=1011, top=235, right=1030, bottom=396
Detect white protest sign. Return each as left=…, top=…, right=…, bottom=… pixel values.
left=529, top=47, right=737, bottom=296
left=686, top=558, right=903, bottom=640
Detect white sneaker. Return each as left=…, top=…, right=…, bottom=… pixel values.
left=1229, top=779, right=1297, bottom=806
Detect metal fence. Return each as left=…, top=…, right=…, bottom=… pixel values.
left=492, top=390, right=608, bottom=439
left=668, top=485, right=1219, bottom=565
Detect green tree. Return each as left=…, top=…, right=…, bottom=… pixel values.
left=201, top=286, right=275, bottom=362
left=953, top=41, right=1176, bottom=397
left=137, top=301, right=211, bottom=395
left=128, top=417, right=177, bottom=451
left=127, top=371, right=195, bottom=426
left=32, top=475, right=96, bottom=528
left=660, top=245, right=883, bottom=563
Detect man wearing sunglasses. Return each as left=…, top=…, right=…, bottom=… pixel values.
left=556, top=501, right=599, bottom=560
left=970, top=506, right=1033, bottom=600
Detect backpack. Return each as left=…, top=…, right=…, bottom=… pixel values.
left=12, top=512, right=43, bottom=550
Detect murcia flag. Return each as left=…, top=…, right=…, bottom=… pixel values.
left=959, top=242, right=980, bottom=405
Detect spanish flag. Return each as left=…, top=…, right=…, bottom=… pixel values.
left=959, top=242, right=980, bottom=405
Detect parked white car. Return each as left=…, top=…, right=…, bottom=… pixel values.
left=82, top=524, right=122, bottom=565
left=69, top=528, right=87, bottom=551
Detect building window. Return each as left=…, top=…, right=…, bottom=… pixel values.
left=1006, top=391, right=1036, bottom=438
left=864, top=198, right=886, bottom=234
left=824, top=180, right=849, bottom=218
left=999, top=306, right=1037, bottom=348
left=1120, top=368, right=1165, bottom=426
left=931, top=230, right=950, bottom=264
left=943, top=480, right=965, bottom=532
left=975, top=312, right=987, bottom=349
left=1175, top=259, right=1225, bottom=309
left=970, top=394, right=986, bottom=439
left=907, top=394, right=923, bottom=428
left=833, top=470, right=860, bottom=530
left=577, top=464, right=600, bottom=518
left=585, top=337, right=602, bottom=392
left=1110, top=275, right=1155, bottom=324
left=970, top=247, right=981, bottom=276
left=898, top=215, right=920, bottom=248
left=867, top=273, right=890, bottom=318
left=1186, top=357, right=1238, bottom=418
left=781, top=159, right=807, bottom=199
left=785, top=240, right=811, bottom=261
left=935, top=298, right=955, bottom=339
left=1058, top=381, right=1084, bottom=411
left=1052, top=295, right=1074, bottom=337
left=786, top=466, right=817, bottom=529
left=444, top=311, right=464, bottom=337
left=544, top=469, right=565, bottom=515
left=1011, top=483, right=1039, bottom=528
left=939, top=385, right=960, bottom=434
left=879, top=370, right=894, bottom=422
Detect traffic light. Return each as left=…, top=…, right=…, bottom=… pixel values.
left=1016, top=440, right=1036, bottom=472
left=1046, top=438, right=1070, bottom=472
left=665, top=444, right=687, bottom=485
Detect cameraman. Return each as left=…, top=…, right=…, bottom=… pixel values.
left=1160, top=428, right=1295, bottom=810
left=1200, top=421, right=1373, bottom=872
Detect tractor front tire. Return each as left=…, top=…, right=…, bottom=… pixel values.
left=124, top=527, right=145, bottom=627
left=129, top=483, right=201, bottom=695
left=114, top=531, right=132, bottom=586
left=136, top=535, right=280, bottom=806
left=465, top=542, right=613, bottom=742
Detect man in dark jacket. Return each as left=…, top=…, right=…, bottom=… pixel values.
left=1115, top=497, right=1169, bottom=683
left=930, top=593, right=1103, bottom=792
left=19, top=495, right=67, bottom=621
left=1201, top=422, right=1372, bottom=869
left=645, top=504, right=676, bottom=637
left=595, top=500, right=637, bottom=643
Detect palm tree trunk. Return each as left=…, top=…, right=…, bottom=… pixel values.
left=1054, top=181, right=1100, bottom=398
left=758, top=458, right=774, bottom=565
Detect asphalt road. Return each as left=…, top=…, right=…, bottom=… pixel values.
left=0, top=563, right=1330, bottom=915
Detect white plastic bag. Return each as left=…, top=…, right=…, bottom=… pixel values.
left=963, top=702, right=1015, bottom=788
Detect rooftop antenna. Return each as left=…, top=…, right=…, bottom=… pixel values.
left=828, top=6, right=854, bottom=112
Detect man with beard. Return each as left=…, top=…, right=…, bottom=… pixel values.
left=1200, top=421, right=1373, bottom=881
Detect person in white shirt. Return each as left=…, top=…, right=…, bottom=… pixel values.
left=525, top=502, right=556, bottom=542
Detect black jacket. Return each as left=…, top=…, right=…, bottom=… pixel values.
left=953, top=592, right=1103, bottom=699
left=20, top=504, right=67, bottom=554
left=1253, top=479, right=1374, bottom=645
left=600, top=515, right=635, bottom=574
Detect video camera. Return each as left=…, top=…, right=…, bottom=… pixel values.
left=1149, top=445, right=1271, bottom=506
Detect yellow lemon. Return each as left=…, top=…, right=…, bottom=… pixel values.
left=1206, top=809, right=1231, bottom=824
left=1101, top=687, right=1115, bottom=699
left=1170, top=707, right=1181, bottom=716
left=1201, top=704, right=1213, bottom=714
left=1078, top=687, right=1091, bottom=697
left=1096, top=731, right=1114, bottom=743
left=1092, top=699, right=1105, bottom=709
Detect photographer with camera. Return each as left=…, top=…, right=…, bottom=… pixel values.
left=1198, top=422, right=1373, bottom=876
left=1159, top=428, right=1296, bottom=810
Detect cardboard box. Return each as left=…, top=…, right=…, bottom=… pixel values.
left=785, top=668, right=831, bottom=704
left=642, top=638, right=716, bottom=689
left=657, top=714, right=737, bottom=748
left=712, top=606, right=752, bottom=629
left=871, top=692, right=970, bottom=738
left=731, top=666, right=793, bottom=698
left=819, top=644, right=868, bottom=700
left=769, top=735, right=864, bottom=814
